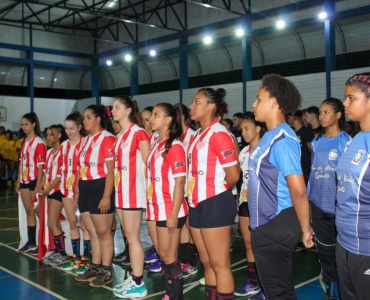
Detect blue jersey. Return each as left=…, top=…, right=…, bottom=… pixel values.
left=308, top=131, right=351, bottom=214
left=336, top=131, right=370, bottom=256
left=248, top=123, right=302, bottom=230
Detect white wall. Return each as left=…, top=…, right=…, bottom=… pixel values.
left=0, top=96, right=76, bottom=131
left=0, top=66, right=369, bottom=132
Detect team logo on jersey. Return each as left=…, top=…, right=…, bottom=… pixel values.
left=196, top=140, right=206, bottom=150
left=174, top=161, right=185, bottom=169
left=250, top=147, right=260, bottom=159
left=352, top=149, right=365, bottom=165
left=221, top=149, right=234, bottom=159
left=39, top=155, right=45, bottom=160
left=328, top=149, right=338, bottom=161
left=120, top=141, right=128, bottom=149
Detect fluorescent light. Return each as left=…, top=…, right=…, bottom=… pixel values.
left=149, top=50, right=157, bottom=57
left=203, top=36, right=212, bottom=44
left=236, top=28, right=244, bottom=37
left=276, top=20, right=286, bottom=29
left=318, top=11, right=328, bottom=20
left=106, top=59, right=112, bottom=66
left=124, top=54, right=132, bottom=62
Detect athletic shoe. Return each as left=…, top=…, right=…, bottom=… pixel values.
left=76, top=257, right=90, bottom=275
left=48, top=253, right=70, bottom=266
left=43, top=252, right=58, bottom=264
left=29, top=247, right=38, bottom=256
left=120, top=255, right=131, bottom=266
left=144, top=248, right=159, bottom=264
left=114, top=275, right=148, bottom=298
left=234, top=280, right=261, bottom=297
left=89, top=268, right=113, bottom=287
left=75, top=265, right=98, bottom=282
left=199, top=277, right=205, bottom=285
left=146, top=259, right=162, bottom=272
left=250, top=289, right=266, bottom=300
left=60, top=255, right=79, bottom=271
left=181, top=263, right=198, bottom=278
left=113, top=250, right=129, bottom=262
left=18, top=241, right=37, bottom=254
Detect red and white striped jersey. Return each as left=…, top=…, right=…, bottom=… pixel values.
left=146, top=137, right=188, bottom=221
left=19, top=136, right=47, bottom=184
left=114, top=124, right=149, bottom=209
left=150, top=131, right=159, bottom=147
left=187, top=120, right=238, bottom=207
left=180, top=126, right=195, bottom=153
left=78, top=130, right=115, bottom=180
left=43, top=148, right=62, bottom=194
left=59, top=138, right=83, bottom=198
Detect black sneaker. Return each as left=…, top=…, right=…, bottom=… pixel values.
left=113, top=250, right=128, bottom=262
left=89, top=267, right=113, bottom=287
left=121, top=254, right=131, bottom=266
left=75, top=265, right=98, bottom=282
left=18, top=241, right=38, bottom=254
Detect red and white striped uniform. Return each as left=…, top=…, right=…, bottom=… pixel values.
left=146, top=137, right=188, bottom=221
left=79, top=130, right=115, bottom=180
left=187, top=120, right=237, bottom=207
left=150, top=131, right=159, bottom=147
left=43, top=148, right=62, bottom=194
left=180, top=126, right=195, bottom=153
left=114, top=124, right=149, bottom=209
left=59, top=138, right=83, bottom=198
left=19, top=136, right=47, bottom=184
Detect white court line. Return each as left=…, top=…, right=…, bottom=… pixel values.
left=0, top=208, right=18, bottom=211
left=0, top=217, right=18, bottom=220
left=0, top=266, right=68, bottom=300
left=295, top=275, right=320, bottom=289
left=0, top=227, right=19, bottom=231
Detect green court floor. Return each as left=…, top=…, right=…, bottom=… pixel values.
left=0, top=188, right=324, bottom=299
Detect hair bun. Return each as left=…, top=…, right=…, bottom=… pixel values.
left=216, top=88, right=226, bottom=99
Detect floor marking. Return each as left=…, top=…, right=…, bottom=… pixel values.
left=294, top=275, right=320, bottom=288
left=0, top=266, right=68, bottom=300
left=0, top=227, right=19, bottom=231
left=0, top=208, right=18, bottom=211
left=0, top=217, right=18, bottom=220
left=0, top=241, right=19, bottom=246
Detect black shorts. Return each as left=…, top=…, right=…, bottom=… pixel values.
left=78, top=178, right=115, bottom=215
left=117, top=208, right=143, bottom=211
left=0, top=154, right=5, bottom=162
left=48, top=190, right=63, bottom=202
left=189, top=190, right=237, bottom=229
left=20, top=179, right=37, bottom=191
left=156, top=215, right=187, bottom=229
left=238, top=202, right=250, bottom=217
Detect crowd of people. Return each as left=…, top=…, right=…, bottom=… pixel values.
left=12, top=72, right=370, bottom=300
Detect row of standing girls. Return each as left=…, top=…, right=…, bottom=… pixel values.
left=15, top=72, right=370, bottom=300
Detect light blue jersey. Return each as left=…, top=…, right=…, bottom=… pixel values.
left=336, top=131, right=370, bottom=255
left=248, top=123, right=302, bottom=230
left=308, top=131, right=351, bottom=214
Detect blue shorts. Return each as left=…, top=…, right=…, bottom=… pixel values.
left=189, top=190, right=237, bottom=229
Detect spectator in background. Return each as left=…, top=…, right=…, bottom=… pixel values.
left=287, top=110, right=315, bottom=185
left=142, top=106, right=153, bottom=136
left=220, top=118, right=233, bottom=133
left=305, top=106, right=322, bottom=136
left=344, top=120, right=360, bottom=137
left=232, top=112, right=247, bottom=150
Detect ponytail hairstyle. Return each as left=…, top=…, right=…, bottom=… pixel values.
left=244, top=111, right=267, bottom=138
left=316, top=98, right=345, bottom=140
left=114, top=95, right=143, bottom=127
left=155, top=103, right=183, bottom=157
left=345, top=73, right=370, bottom=98
left=173, top=103, right=196, bottom=130
left=85, top=104, right=114, bottom=134
left=65, top=111, right=87, bottom=136
left=49, top=124, right=68, bottom=144
left=198, top=87, right=228, bottom=118
left=22, top=112, right=42, bottom=136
